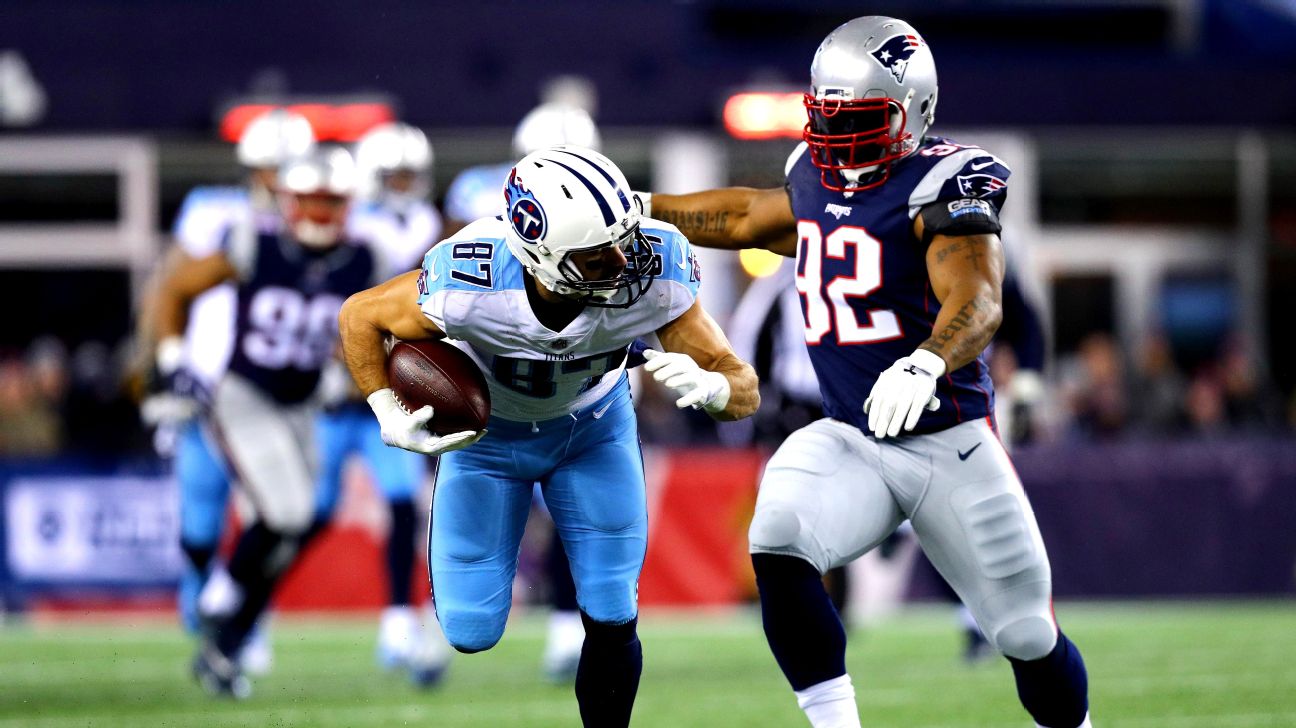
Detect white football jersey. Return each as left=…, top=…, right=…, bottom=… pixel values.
left=347, top=197, right=444, bottom=277
left=416, top=217, right=702, bottom=422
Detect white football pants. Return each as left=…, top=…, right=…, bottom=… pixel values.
left=209, top=372, right=319, bottom=535
left=749, top=417, right=1058, bottom=660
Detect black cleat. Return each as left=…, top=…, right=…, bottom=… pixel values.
left=192, top=642, right=252, bottom=699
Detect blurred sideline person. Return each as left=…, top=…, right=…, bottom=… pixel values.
left=139, top=108, right=314, bottom=675
left=440, top=101, right=602, bottom=682
left=145, top=148, right=384, bottom=698
left=338, top=146, right=759, bottom=727
left=637, top=16, right=1091, bottom=728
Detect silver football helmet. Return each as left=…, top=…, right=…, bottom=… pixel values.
left=512, top=103, right=601, bottom=157
left=354, top=122, right=433, bottom=202
left=276, top=147, right=357, bottom=249
left=237, top=109, right=316, bottom=169
left=803, top=16, right=939, bottom=191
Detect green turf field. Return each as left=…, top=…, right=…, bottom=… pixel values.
left=2, top=601, right=1294, bottom=727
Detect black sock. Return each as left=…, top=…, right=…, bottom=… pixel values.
left=546, top=528, right=579, bottom=612
left=752, top=553, right=847, bottom=691
left=180, top=540, right=216, bottom=574
left=1008, top=630, right=1089, bottom=728
left=386, top=499, right=416, bottom=606
left=296, top=516, right=329, bottom=554
left=574, top=612, right=642, bottom=728
left=215, top=523, right=297, bottom=658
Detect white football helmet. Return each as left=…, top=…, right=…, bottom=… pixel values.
left=276, top=147, right=357, bottom=249
left=354, top=122, right=433, bottom=201
left=803, top=16, right=939, bottom=191
left=237, top=109, right=317, bottom=169
left=512, top=104, right=601, bottom=157
left=501, top=146, right=654, bottom=308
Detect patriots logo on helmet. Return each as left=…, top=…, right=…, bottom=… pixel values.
left=869, top=34, right=923, bottom=84
left=956, top=174, right=1007, bottom=198
left=505, top=168, right=547, bottom=242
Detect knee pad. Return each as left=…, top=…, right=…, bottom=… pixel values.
left=439, top=608, right=507, bottom=654
left=748, top=505, right=804, bottom=552
left=994, top=615, right=1057, bottom=661
left=574, top=576, right=638, bottom=625
left=261, top=497, right=315, bottom=536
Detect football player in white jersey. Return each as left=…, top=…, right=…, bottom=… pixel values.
left=338, top=146, right=758, bottom=727
left=310, top=121, right=452, bottom=683
left=441, top=101, right=604, bottom=682
left=140, top=108, right=314, bottom=675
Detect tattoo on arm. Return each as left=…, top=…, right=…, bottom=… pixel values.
left=932, top=238, right=987, bottom=272
left=656, top=209, right=730, bottom=237
left=920, top=293, right=999, bottom=370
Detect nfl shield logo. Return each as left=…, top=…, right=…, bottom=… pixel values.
left=550, top=338, right=569, bottom=351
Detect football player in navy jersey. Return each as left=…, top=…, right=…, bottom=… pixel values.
left=638, top=16, right=1091, bottom=728
left=145, top=148, right=384, bottom=698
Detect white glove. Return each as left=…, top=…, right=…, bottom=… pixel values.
left=642, top=349, right=730, bottom=413
left=367, top=388, right=485, bottom=456
left=863, top=349, right=945, bottom=439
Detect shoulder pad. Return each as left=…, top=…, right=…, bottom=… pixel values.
left=784, top=142, right=809, bottom=178
left=907, top=146, right=1012, bottom=219
left=417, top=223, right=514, bottom=300
left=641, top=220, right=701, bottom=296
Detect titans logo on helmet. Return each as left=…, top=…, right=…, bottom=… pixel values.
left=956, top=174, right=1008, bottom=198
left=869, top=34, right=923, bottom=83
left=505, top=168, right=547, bottom=242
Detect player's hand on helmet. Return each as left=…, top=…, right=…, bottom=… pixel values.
left=140, top=337, right=207, bottom=427
left=642, top=349, right=730, bottom=413
left=863, top=349, right=945, bottom=439
left=367, top=388, right=486, bottom=456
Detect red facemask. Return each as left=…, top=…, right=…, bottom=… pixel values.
left=802, top=94, right=911, bottom=192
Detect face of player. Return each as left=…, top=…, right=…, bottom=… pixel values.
left=568, top=243, right=627, bottom=285
left=284, top=192, right=350, bottom=249
left=384, top=170, right=419, bottom=194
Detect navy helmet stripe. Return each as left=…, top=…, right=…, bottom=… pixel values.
left=552, top=149, right=631, bottom=212
left=542, top=157, right=616, bottom=225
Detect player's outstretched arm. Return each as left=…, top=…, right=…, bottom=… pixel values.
left=649, top=298, right=760, bottom=422
left=338, top=269, right=443, bottom=397
left=646, top=187, right=798, bottom=256
left=919, top=226, right=1006, bottom=372
left=150, top=251, right=239, bottom=354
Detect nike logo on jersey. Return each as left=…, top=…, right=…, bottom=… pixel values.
left=592, top=401, right=614, bottom=419
left=824, top=203, right=852, bottom=219
left=970, top=159, right=997, bottom=171
left=957, top=443, right=982, bottom=461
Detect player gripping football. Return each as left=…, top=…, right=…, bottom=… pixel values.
left=337, top=145, right=758, bottom=728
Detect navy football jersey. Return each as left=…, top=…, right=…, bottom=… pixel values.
left=784, top=136, right=1011, bottom=436
left=225, top=229, right=380, bottom=404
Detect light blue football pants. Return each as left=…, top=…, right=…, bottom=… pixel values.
left=428, top=377, right=646, bottom=653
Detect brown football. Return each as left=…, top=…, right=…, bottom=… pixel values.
left=386, top=340, right=491, bottom=435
